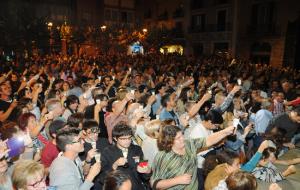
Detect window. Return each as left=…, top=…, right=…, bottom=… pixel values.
left=105, top=9, right=111, bottom=21
left=121, top=11, right=127, bottom=23
left=217, top=10, right=226, bottom=31
left=112, top=10, right=118, bottom=21
left=250, top=2, right=275, bottom=34
left=127, top=12, right=133, bottom=23
left=191, top=14, right=206, bottom=31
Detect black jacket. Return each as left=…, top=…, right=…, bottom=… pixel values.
left=84, top=105, right=108, bottom=139
left=100, top=144, right=150, bottom=190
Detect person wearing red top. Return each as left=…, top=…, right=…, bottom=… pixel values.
left=41, top=120, right=66, bottom=171
left=285, top=97, right=300, bottom=107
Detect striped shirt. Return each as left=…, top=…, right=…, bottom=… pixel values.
left=151, top=138, right=206, bottom=190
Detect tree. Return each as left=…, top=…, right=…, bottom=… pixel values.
left=0, top=0, right=49, bottom=54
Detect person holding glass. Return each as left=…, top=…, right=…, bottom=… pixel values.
left=100, top=123, right=150, bottom=190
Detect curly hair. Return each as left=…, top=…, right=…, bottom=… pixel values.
left=17, top=112, right=36, bottom=131
left=157, top=125, right=181, bottom=152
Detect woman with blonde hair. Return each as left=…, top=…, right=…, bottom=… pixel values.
left=141, top=119, right=162, bottom=166
left=12, top=160, right=46, bottom=190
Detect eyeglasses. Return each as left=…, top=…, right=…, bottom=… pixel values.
left=71, top=137, right=85, bottom=144
left=118, top=136, right=132, bottom=141
left=27, top=176, right=46, bottom=188
left=213, top=123, right=221, bottom=128
left=88, top=127, right=100, bottom=134
left=0, top=156, right=7, bottom=162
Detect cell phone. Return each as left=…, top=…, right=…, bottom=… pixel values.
left=233, top=118, right=240, bottom=128
left=98, top=76, right=101, bottom=81
left=237, top=79, right=242, bottom=86
left=91, top=142, right=96, bottom=149
left=112, top=76, right=115, bottom=80
left=208, top=90, right=212, bottom=94
left=131, top=90, right=135, bottom=94
left=151, top=91, right=155, bottom=95
left=96, top=99, right=101, bottom=104
left=13, top=92, right=18, bottom=100
left=94, top=153, right=101, bottom=162
left=7, top=136, right=25, bottom=158
left=129, top=67, right=132, bottom=72
left=45, top=111, right=53, bottom=120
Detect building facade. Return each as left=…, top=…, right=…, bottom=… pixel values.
left=184, top=0, right=300, bottom=67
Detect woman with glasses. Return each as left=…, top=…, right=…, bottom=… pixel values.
left=80, top=119, right=109, bottom=161
left=100, top=123, right=151, bottom=190
left=79, top=120, right=109, bottom=190
left=12, top=160, right=46, bottom=190
left=0, top=139, right=12, bottom=190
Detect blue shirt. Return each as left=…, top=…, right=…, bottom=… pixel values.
left=254, top=109, right=273, bottom=134
left=151, top=94, right=161, bottom=115
left=159, top=108, right=181, bottom=128
left=241, top=152, right=262, bottom=172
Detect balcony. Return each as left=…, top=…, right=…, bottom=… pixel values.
left=189, top=23, right=232, bottom=33
left=247, top=24, right=281, bottom=37
left=157, top=12, right=169, bottom=21
left=173, top=9, right=184, bottom=19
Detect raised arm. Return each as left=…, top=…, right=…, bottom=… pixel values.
left=188, top=93, right=211, bottom=118
left=205, top=126, right=235, bottom=147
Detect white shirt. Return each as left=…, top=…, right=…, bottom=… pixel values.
left=141, top=137, right=158, bottom=167
left=184, top=115, right=213, bottom=168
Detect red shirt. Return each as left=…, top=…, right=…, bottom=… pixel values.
left=290, top=97, right=300, bottom=106
left=41, top=141, right=59, bottom=168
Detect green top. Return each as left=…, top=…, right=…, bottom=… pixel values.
left=151, top=138, right=206, bottom=190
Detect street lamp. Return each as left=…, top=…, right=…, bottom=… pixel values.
left=100, top=25, right=107, bottom=32
left=60, top=21, right=72, bottom=55
left=47, top=22, right=53, bottom=28
left=47, top=22, right=54, bottom=53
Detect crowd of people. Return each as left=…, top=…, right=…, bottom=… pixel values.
left=0, top=52, right=300, bottom=190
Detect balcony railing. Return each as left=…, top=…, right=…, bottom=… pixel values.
left=173, top=9, right=184, bottom=18
left=157, top=12, right=169, bottom=21
left=247, top=24, right=281, bottom=37
left=189, top=23, right=232, bottom=33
